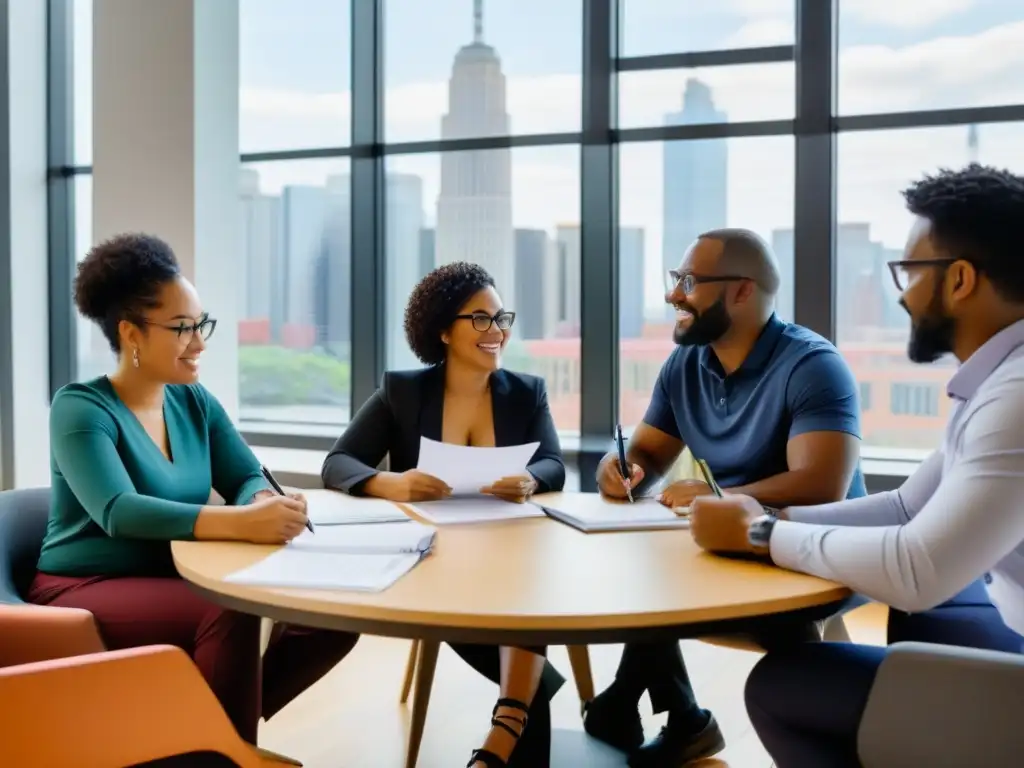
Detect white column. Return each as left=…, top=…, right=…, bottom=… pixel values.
left=93, top=0, right=241, bottom=416
left=0, top=0, right=50, bottom=488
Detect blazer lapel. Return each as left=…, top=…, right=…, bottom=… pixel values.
left=420, top=364, right=445, bottom=444
left=489, top=369, right=513, bottom=447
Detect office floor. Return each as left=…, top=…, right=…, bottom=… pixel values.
left=258, top=603, right=887, bottom=767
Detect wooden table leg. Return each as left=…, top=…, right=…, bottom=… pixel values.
left=566, top=644, right=594, bottom=717
left=405, top=639, right=439, bottom=768
left=400, top=639, right=419, bottom=704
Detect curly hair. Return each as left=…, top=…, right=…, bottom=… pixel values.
left=74, top=233, right=181, bottom=352
left=903, top=163, right=1024, bottom=303
left=404, top=262, right=496, bottom=365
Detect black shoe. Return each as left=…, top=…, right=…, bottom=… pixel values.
left=627, top=711, right=725, bottom=767
left=582, top=687, right=645, bottom=753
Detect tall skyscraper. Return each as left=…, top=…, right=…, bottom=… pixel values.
left=387, top=173, right=426, bottom=370
left=619, top=227, right=646, bottom=339
left=514, top=228, right=553, bottom=340
left=435, top=0, right=515, bottom=308
left=239, top=168, right=284, bottom=336
left=661, top=79, right=728, bottom=281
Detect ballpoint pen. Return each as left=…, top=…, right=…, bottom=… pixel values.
left=695, top=458, right=724, bottom=498
left=261, top=464, right=315, bottom=533
left=615, top=423, right=634, bottom=503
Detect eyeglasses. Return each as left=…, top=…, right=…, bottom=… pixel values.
left=142, top=313, right=217, bottom=342
left=666, top=270, right=747, bottom=295
left=886, top=259, right=959, bottom=292
left=454, top=311, right=516, bottom=332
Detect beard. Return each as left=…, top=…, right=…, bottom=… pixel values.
left=673, top=295, right=732, bottom=346
left=902, top=287, right=955, bottom=364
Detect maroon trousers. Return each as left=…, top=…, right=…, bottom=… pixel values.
left=28, top=573, right=359, bottom=743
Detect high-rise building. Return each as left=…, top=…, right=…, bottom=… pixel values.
left=387, top=173, right=425, bottom=369
left=435, top=0, right=515, bottom=309
left=661, top=79, right=728, bottom=281
left=419, top=227, right=436, bottom=277
left=514, top=228, right=554, bottom=340
left=619, top=227, right=646, bottom=339
left=239, top=168, right=284, bottom=336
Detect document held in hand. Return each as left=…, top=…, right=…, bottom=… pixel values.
left=415, top=436, right=540, bottom=495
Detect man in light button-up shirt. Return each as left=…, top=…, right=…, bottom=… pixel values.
left=687, top=164, right=1024, bottom=766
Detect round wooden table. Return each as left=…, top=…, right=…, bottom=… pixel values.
left=173, top=490, right=850, bottom=645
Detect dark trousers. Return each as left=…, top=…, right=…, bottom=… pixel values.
left=745, top=579, right=1023, bottom=767
left=449, top=642, right=566, bottom=768
left=28, top=572, right=360, bottom=744
left=613, top=613, right=821, bottom=717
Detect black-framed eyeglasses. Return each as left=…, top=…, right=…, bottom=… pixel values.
left=454, top=311, right=516, bottom=332
left=142, top=313, right=217, bottom=342
left=886, top=259, right=959, bottom=292
left=666, top=270, right=747, bottom=295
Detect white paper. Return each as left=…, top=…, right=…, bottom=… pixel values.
left=224, top=549, right=424, bottom=592
left=287, top=521, right=436, bottom=554
left=541, top=496, right=690, bottom=532
left=306, top=495, right=409, bottom=526
left=410, top=497, right=545, bottom=525
left=416, top=437, right=540, bottom=495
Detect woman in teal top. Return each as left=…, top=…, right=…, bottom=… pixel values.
left=28, top=233, right=359, bottom=744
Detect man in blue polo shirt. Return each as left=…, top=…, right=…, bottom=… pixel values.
left=584, top=228, right=866, bottom=767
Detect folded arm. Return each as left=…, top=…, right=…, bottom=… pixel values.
left=50, top=392, right=202, bottom=539
left=770, top=389, right=1024, bottom=612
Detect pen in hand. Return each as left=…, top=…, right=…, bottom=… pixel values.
left=261, top=464, right=315, bottom=533
left=695, top=458, right=724, bottom=498
left=615, top=424, right=635, bottom=503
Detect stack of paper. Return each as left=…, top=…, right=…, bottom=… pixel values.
left=224, top=521, right=436, bottom=592
left=307, top=494, right=410, bottom=526
left=541, top=496, right=690, bottom=533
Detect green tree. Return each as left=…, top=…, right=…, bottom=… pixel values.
left=238, top=346, right=349, bottom=406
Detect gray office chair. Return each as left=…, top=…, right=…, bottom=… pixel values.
left=857, top=641, right=1024, bottom=767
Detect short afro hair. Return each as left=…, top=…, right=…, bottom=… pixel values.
left=74, top=233, right=181, bottom=352
left=404, top=262, right=496, bottom=365
left=903, top=163, right=1024, bottom=303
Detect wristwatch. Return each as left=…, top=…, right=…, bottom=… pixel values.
left=747, top=511, right=779, bottom=557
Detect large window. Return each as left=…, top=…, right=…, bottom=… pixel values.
left=237, top=159, right=352, bottom=426
left=835, top=122, right=1024, bottom=451
left=47, top=1, right=1024, bottom=471
left=618, top=137, right=794, bottom=427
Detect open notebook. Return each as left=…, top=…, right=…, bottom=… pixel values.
left=223, top=521, right=436, bottom=592
left=541, top=495, right=690, bottom=533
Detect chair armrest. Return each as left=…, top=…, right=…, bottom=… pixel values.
left=857, top=641, right=1024, bottom=767
left=0, top=645, right=261, bottom=767
left=0, top=604, right=105, bottom=666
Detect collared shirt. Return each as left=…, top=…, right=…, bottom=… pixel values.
left=772, top=317, right=1024, bottom=638
left=643, top=314, right=866, bottom=496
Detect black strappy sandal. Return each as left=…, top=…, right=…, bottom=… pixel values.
left=466, top=697, right=530, bottom=767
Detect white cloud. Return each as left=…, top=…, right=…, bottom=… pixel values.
left=842, top=0, right=978, bottom=28
left=724, top=19, right=794, bottom=48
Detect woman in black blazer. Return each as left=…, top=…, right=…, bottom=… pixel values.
left=322, top=262, right=566, bottom=768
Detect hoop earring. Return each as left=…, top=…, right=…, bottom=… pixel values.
left=132, top=347, right=140, bottom=368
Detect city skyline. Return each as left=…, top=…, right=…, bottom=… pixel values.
left=71, top=0, right=1024, bottom=452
